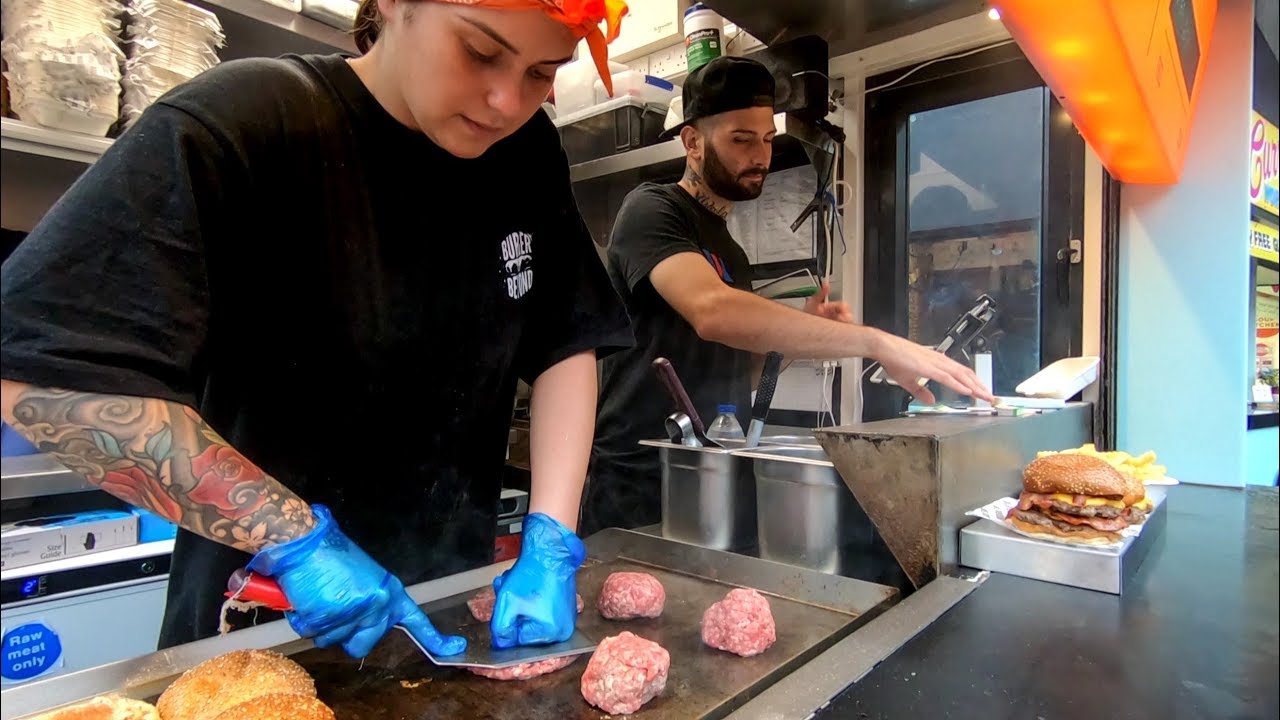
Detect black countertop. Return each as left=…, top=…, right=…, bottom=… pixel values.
left=1247, top=408, right=1278, bottom=430
left=818, top=484, right=1279, bottom=720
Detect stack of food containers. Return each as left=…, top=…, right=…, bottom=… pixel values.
left=121, top=0, right=223, bottom=128
left=0, top=0, right=127, bottom=136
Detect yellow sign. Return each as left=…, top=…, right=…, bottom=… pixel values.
left=1252, top=221, right=1279, bottom=263
left=1251, top=111, right=1279, bottom=215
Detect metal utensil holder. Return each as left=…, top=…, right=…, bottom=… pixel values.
left=640, top=439, right=757, bottom=552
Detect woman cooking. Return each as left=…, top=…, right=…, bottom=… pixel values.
left=0, top=0, right=632, bottom=659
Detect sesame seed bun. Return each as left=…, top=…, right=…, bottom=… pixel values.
left=210, top=693, right=335, bottom=720
left=27, top=696, right=159, bottom=720
left=157, top=650, right=315, bottom=720
left=1120, top=472, right=1147, bottom=507
left=1022, top=454, right=1129, bottom=498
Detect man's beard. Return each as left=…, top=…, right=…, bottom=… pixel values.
left=703, top=141, right=768, bottom=201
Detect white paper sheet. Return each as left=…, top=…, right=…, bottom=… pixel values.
left=770, top=359, right=835, bottom=413
left=725, top=166, right=819, bottom=265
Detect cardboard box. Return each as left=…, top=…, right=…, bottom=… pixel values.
left=1, top=511, right=138, bottom=571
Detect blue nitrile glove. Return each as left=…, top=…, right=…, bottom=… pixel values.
left=246, top=504, right=466, bottom=660
left=489, top=512, right=586, bottom=648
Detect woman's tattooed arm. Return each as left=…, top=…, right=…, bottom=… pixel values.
left=1, top=379, right=314, bottom=553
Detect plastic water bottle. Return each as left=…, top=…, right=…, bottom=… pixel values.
left=707, top=404, right=746, bottom=442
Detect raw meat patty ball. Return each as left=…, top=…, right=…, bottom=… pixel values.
left=580, top=631, right=670, bottom=715
left=701, top=588, right=776, bottom=657
left=597, top=571, right=666, bottom=620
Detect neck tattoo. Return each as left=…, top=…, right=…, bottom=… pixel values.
left=681, top=167, right=730, bottom=219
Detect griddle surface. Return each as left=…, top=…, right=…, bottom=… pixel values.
left=294, top=556, right=871, bottom=719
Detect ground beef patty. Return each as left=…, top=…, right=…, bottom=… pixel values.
left=597, top=572, right=666, bottom=619
left=580, top=632, right=669, bottom=715
left=1009, top=508, right=1127, bottom=533
left=467, top=654, right=579, bottom=682
left=701, top=588, right=777, bottom=657
left=1047, top=500, right=1124, bottom=518
left=467, top=586, right=585, bottom=622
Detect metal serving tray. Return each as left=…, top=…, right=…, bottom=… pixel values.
left=959, top=488, right=1168, bottom=594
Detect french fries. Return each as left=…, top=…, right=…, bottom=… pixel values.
left=1036, top=443, right=1169, bottom=484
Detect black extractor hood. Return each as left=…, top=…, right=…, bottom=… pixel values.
left=704, top=0, right=987, bottom=58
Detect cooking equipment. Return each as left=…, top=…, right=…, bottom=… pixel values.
left=732, top=446, right=878, bottom=575
left=7, top=531, right=898, bottom=720
left=745, top=352, right=784, bottom=447
left=814, top=403, right=1092, bottom=588
left=304, top=533, right=895, bottom=719
left=652, top=357, right=722, bottom=448
left=641, top=440, right=756, bottom=551
left=1, top=540, right=172, bottom=687
left=665, top=412, right=700, bottom=447
left=224, top=571, right=596, bottom=670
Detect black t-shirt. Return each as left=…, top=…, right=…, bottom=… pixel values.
left=584, top=183, right=752, bottom=535
left=0, top=54, right=631, bottom=646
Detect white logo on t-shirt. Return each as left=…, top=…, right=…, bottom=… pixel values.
left=501, top=231, right=533, bottom=300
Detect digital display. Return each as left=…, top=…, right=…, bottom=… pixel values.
left=20, top=577, right=41, bottom=597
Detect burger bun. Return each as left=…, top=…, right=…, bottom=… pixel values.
left=1023, top=454, right=1129, bottom=498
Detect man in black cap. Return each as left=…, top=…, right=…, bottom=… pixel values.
left=583, top=57, right=993, bottom=535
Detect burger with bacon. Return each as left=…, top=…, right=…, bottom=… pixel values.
left=1006, top=454, right=1153, bottom=545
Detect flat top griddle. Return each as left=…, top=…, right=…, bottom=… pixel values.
left=290, top=530, right=898, bottom=720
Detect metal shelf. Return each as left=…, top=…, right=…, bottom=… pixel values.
left=0, top=118, right=112, bottom=165
left=568, top=139, right=687, bottom=183
left=0, top=540, right=174, bottom=583
left=197, top=0, right=357, bottom=55
left=566, top=113, right=805, bottom=184
left=1, top=453, right=98, bottom=501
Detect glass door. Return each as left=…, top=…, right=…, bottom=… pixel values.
left=862, top=43, right=1085, bottom=420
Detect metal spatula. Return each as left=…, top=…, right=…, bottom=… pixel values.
left=224, top=570, right=596, bottom=669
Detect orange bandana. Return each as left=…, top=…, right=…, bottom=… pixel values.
left=436, top=0, right=628, bottom=95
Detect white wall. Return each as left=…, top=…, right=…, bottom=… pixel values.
left=1117, top=0, right=1256, bottom=486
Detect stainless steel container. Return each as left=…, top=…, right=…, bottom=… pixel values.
left=815, top=404, right=1092, bottom=587
left=734, top=446, right=873, bottom=574
left=640, top=440, right=756, bottom=551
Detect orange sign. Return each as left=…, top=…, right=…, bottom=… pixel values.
left=993, top=0, right=1217, bottom=183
